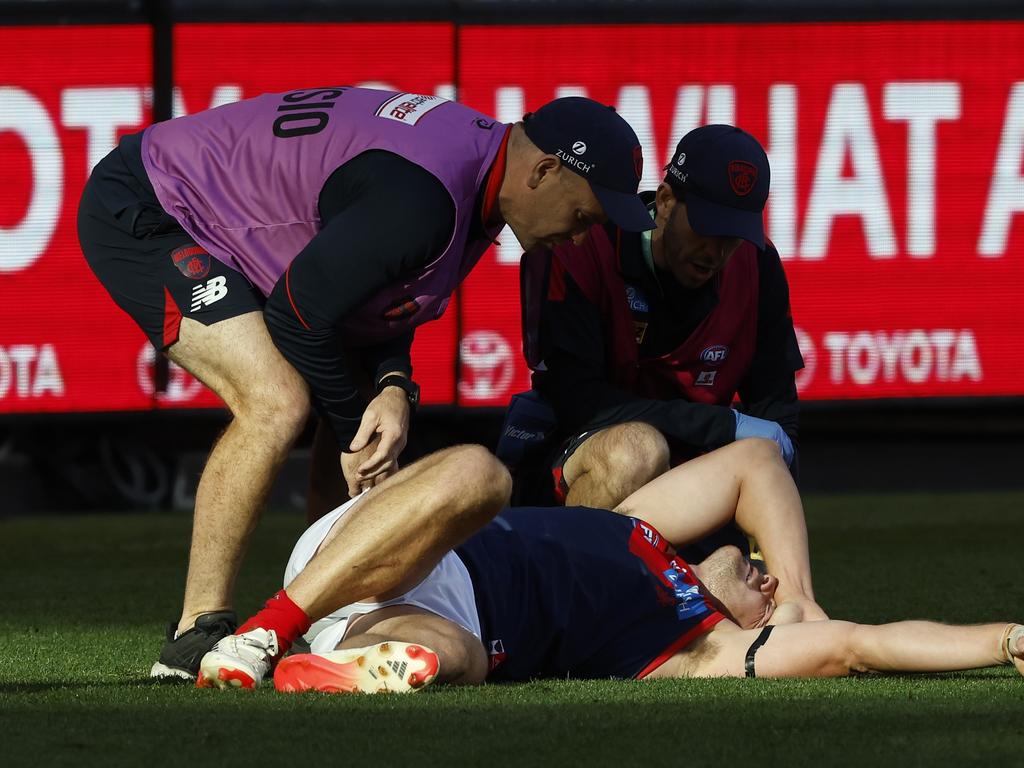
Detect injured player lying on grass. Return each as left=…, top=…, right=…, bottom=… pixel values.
left=196, top=439, right=1024, bottom=692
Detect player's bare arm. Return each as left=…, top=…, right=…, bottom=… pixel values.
left=614, top=437, right=826, bottom=620
left=666, top=616, right=1024, bottom=681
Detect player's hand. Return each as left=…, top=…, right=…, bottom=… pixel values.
left=344, top=386, right=410, bottom=495
left=732, top=411, right=795, bottom=467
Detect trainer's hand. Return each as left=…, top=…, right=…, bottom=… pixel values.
left=343, top=387, right=410, bottom=496
left=341, top=436, right=388, bottom=496
left=733, top=411, right=795, bottom=467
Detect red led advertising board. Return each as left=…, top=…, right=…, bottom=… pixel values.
left=1, top=22, right=1023, bottom=414
left=0, top=26, right=153, bottom=413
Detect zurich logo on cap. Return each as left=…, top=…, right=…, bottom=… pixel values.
left=521, top=96, right=655, bottom=232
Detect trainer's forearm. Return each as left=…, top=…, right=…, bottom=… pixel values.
left=850, top=621, right=1011, bottom=673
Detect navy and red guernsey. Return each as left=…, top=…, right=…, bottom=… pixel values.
left=547, top=224, right=759, bottom=404
left=455, top=506, right=725, bottom=681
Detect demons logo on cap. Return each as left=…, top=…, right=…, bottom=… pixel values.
left=728, top=160, right=758, bottom=197
left=632, top=145, right=643, bottom=181
left=171, top=245, right=211, bottom=280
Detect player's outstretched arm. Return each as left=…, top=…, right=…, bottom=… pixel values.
left=615, top=438, right=824, bottom=618
left=680, top=620, right=1024, bottom=680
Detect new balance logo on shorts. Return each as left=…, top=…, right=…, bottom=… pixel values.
left=190, top=276, right=228, bottom=312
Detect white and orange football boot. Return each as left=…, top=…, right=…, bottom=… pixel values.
left=274, top=642, right=439, bottom=694
left=196, top=628, right=279, bottom=690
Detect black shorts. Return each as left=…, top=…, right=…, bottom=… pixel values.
left=549, top=425, right=749, bottom=561
left=550, top=426, right=701, bottom=503
left=77, top=134, right=263, bottom=350
left=550, top=428, right=607, bottom=503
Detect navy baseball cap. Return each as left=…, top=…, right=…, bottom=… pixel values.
left=523, top=97, right=654, bottom=233
left=665, top=125, right=770, bottom=249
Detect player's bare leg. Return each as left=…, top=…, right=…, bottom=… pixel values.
left=168, top=312, right=310, bottom=633
left=289, top=444, right=510, bottom=618
left=672, top=619, right=1024, bottom=679
left=197, top=445, right=511, bottom=689
left=562, top=422, right=670, bottom=508
left=615, top=438, right=823, bottom=618
left=274, top=605, right=487, bottom=693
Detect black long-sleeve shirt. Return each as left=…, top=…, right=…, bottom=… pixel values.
left=263, top=150, right=467, bottom=448
left=534, top=212, right=804, bottom=455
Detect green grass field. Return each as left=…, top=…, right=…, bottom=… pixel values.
left=3, top=492, right=1023, bottom=767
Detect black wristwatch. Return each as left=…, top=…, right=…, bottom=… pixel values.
left=376, top=374, right=420, bottom=412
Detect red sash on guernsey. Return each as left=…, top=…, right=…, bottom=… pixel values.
left=546, top=226, right=760, bottom=406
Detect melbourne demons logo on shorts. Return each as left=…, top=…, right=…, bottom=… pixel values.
left=170, top=245, right=211, bottom=280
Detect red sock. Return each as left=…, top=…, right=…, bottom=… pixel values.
left=236, top=589, right=312, bottom=655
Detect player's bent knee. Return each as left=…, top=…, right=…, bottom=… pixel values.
left=428, top=445, right=509, bottom=523
left=450, top=445, right=511, bottom=504
left=734, top=436, right=783, bottom=466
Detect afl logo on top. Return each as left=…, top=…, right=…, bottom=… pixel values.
left=700, top=344, right=730, bottom=366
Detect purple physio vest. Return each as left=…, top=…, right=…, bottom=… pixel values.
left=141, top=87, right=508, bottom=345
